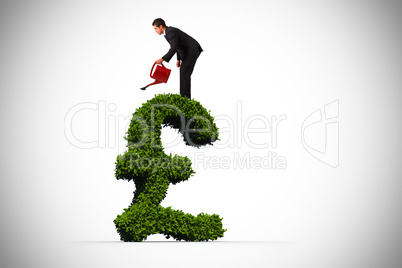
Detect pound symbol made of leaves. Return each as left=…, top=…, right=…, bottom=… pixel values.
left=114, top=94, right=226, bottom=242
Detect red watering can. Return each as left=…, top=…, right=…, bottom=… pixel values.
left=140, top=63, right=171, bottom=90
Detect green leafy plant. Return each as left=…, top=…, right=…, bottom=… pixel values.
left=114, top=93, right=226, bottom=242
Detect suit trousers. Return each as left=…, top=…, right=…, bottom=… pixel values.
left=180, top=47, right=201, bottom=99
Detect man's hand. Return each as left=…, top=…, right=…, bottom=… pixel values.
left=155, top=58, right=164, bottom=65
left=176, top=60, right=181, bottom=68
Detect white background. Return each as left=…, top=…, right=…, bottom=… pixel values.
left=1, top=0, right=401, bottom=267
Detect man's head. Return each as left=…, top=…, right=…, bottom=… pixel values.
left=152, top=18, right=166, bottom=35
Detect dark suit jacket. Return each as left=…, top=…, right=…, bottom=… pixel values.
left=162, top=26, right=203, bottom=62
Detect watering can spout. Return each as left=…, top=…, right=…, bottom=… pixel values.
left=140, top=80, right=163, bottom=90
left=140, top=63, right=171, bottom=90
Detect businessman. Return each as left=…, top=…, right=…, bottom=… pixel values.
left=153, top=18, right=203, bottom=99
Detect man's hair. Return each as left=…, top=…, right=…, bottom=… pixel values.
left=152, top=18, right=166, bottom=28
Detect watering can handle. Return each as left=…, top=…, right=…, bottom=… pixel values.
left=150, top=62, right=164, bottom=77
